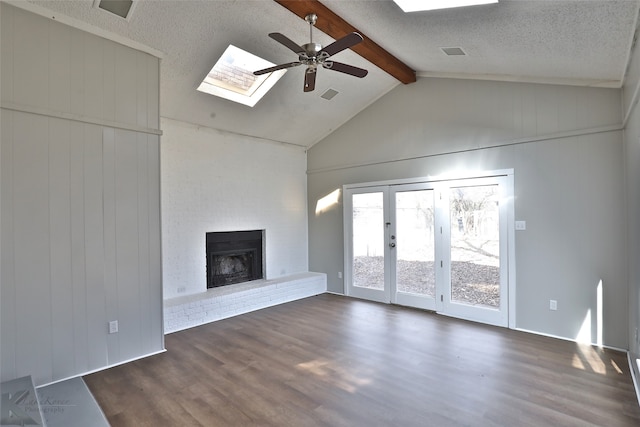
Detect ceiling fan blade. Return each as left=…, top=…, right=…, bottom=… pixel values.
left=304, top=68, right=317, bottom=92
left=269, top=32, right=305, bottom=55
left=253, top=61, right=301, bottom=76
left=320, top=32, right=364, bottom=58
left=323, top=61, right=368, bottom=78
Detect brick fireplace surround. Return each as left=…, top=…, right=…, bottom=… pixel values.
left=164, top=272, right=326, bottom=333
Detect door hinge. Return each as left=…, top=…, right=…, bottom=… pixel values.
left=441, top=294, right=443, bottom=302
left=440, top=260, right=443, bottom=267
left=440, top=226, right=442, bottom=234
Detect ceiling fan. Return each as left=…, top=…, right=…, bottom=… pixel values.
left=254, top=13, right=368, bottom=92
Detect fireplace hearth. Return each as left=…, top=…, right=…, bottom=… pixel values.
left=206, top=230, right=264, bottom=288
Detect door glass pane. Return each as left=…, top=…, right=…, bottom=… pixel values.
left=449, top=185, right=500, bottom=308
left=352, top=192, right=384, bottom=290
left=395, top=190, right=435, bottom=297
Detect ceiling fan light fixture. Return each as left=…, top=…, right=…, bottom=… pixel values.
left=393, top=0, right=498, bottom=13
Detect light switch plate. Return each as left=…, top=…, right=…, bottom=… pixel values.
left=515, top=221, right=526, bottom=230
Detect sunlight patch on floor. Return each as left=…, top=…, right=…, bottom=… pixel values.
left=296, top=358, right=372, bottom=393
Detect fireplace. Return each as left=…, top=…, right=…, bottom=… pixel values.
left=206, top=230, right=264, bottom=288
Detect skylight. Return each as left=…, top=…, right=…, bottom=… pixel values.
left=393, top=0, right=498, bottom=12
left=197, top=45, right=286, bottom=107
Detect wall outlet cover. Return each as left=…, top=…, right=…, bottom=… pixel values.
left=109, top=320, right=118, bottom=334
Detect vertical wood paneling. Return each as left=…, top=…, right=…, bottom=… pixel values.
left=102, top=42, right=116, bottom=123
left=48, top=118, right=75, bottom=380
left=1, top=4, right=14, bottom=104
left=1, top=112, right=16, bottom=382
left=102, top=127, right=120, bottom=364
left=115, top=46, right=137, bottom=126
left=147, top=56, right=160, bottom=130
left=69, top=122, right=89, bottom=374
left=83, top=124, right=107, bottom=369
left=48, top=19, right=71, bottom=114
left=535, top=87, right=560, bottom=136
left=12, top=8, right=48, bottom=108
left=136, top=53, right=148, bottom=128
left=2, top=4, right=163, bottom=385
left=12, top=113, right=52, bottom=384
left=69, top=30, right=85, bottom=118
left=84, top=34, right=104, bottom=121
left=519, top=85, right=537, bottom=137
left=137, top=134, right=152, bottom=351
left=114, top=129, right=142, bottom=360
left=557, top=90, right=578, bottom=133
left=147, top=135, right=163, bottom=341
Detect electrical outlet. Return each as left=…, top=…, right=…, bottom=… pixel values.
left=549, top=300, right=557, bottom=311
left=338, top=271, right=343, bottom=279
left=109, top=320, right=118, bottom=334
left=515, top=221, right=526, bottom=231
left=177, top=286, right=186, bottom=294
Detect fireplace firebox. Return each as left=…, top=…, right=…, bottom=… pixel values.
left=206, top=230, right=264, bottom=288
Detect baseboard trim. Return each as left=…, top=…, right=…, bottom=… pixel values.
left=36, top=349, right=167, bottom=389
left=514, top=327, right=627, bottom=352
left=629, top=352, right=640, bottom=407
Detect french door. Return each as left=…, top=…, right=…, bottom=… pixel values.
left=344, top=174, right=512, bottom=327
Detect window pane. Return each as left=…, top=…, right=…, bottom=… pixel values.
left=450, top=185, right=500, bottom=308
left=352, top=193, right=384, bottom=290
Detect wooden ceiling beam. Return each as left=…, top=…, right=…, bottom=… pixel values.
left=273, top=0, right=416, bottom=84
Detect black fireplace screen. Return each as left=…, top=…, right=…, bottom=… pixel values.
left=206, top=230, right=264, bottom=288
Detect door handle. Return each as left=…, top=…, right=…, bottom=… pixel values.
left=389, top=242, right=396, bottom=248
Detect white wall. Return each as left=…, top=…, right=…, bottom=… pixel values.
left=308, top=78, right=627, bottom=349
left=1, top=4, right=163, bottom=386
left=624, top=25, right=640, bottom=373
left=161, top=118, right=309, bottom=299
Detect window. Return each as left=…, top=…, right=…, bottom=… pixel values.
left=197, top=45, right=286, bottom=107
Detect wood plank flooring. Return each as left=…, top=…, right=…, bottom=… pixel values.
left=84, top=294, right=640, bottom=426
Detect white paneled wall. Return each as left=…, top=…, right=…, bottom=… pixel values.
left=623, top=23, right=640, bottom=384
left=308, top=78, right=627, bottom=349
left=1, top=4, right=163, bottom=386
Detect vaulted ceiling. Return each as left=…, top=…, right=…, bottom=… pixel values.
left=23, top=0, right=640, bottom=147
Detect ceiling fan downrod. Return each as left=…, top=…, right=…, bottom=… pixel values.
left=305, top=13, right=317, bottom=43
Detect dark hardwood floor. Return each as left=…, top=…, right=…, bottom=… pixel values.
left=84, top=294, right=640, bottom=426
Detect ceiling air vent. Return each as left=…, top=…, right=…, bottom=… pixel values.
left=441, top=47, right=467, bottom=56
left=321, top=89, right=339, bottom=101
left=94, top=0, right=136, bottom=20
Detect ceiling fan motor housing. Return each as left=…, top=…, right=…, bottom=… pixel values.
left=301, top=43, right=324, bottom=63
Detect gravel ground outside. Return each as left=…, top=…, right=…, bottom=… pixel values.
left=353, top=256, right=499, bottom=308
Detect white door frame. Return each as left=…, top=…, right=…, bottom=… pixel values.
left=343, top=185, right=391, bottom=304
left=343, top=170, right=516, bottom=329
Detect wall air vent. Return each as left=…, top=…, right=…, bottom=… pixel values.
left=441, top=47, right=467, bottom=56
left=94, top=0, right=136, bottom=20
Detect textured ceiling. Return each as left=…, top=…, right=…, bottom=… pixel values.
left=21, top=0, right=640, bottom=147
